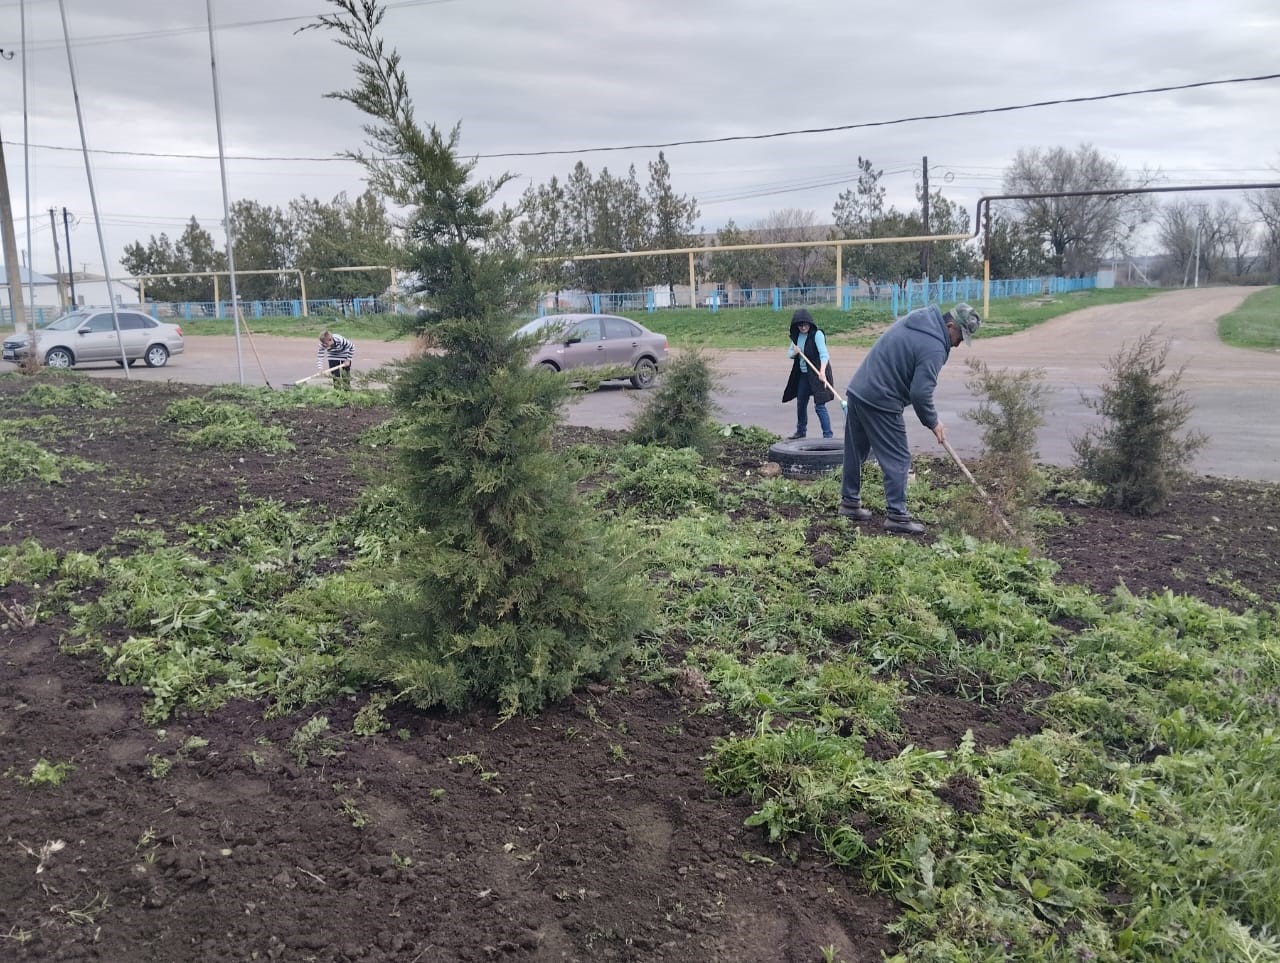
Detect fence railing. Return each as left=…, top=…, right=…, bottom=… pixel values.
left=536, top=274, right=1098, bottom=319
left=1, top=297, right=397, bottom=329
left=4, top=275, right=1098, bottom=329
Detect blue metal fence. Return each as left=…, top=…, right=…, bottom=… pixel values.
left=8, top=276, right=1096, bottom=329
left=161, top=296, right=391, bottom=321
left=535, top=274, right=1097, bottom=318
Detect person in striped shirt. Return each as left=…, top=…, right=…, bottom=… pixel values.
left=318, top=331, right=355, bottom=389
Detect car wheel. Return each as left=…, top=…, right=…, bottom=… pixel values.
left=767, top=437, right=844, bottom=478
left=537, top=360, right=559, bottom=374
left=45, top=347, right=74, bottom=369
left=144, top=345, right=170, bottom=368
left=630, top=357, right=658, bottom=389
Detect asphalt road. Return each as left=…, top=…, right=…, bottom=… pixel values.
left=67, top=287, right=1280, bottom=481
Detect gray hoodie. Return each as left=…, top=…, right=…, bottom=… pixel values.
left=846, top=304, right=951, bottom=429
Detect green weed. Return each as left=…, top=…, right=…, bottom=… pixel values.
left=14, top=758, right=75, bottom=787
left=163, top=398, right=295, bottom=453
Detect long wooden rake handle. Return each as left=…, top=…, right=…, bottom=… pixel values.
left=940, top=438, right=1017, bottom=536
left=790, top=351, right=847, bottom=412
left=293, top=363, right=348, bottom=386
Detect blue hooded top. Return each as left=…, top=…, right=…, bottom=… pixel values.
left=846, top=304, right=952, bottom=429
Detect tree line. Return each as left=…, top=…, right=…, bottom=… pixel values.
left=121, top=146, right=1280, bottom=304
left=513, top=143, right=1280, bottom=294
left=120, top=190, right=401, bottom=302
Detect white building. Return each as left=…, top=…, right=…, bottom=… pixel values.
left=1, top=267, right=140, bottom=324
left=0, top=265, right=60, bottom=314
left=53, top=272, right=141, bottom=310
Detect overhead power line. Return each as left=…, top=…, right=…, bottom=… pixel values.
left=5, top=72, right=1277, bottom=169
left=0, top=0, right=461, bottom=49
left=472, top=73, right=1280, bottom=158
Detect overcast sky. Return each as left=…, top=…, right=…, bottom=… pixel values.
left=2, top=0, right=1278, bottom=279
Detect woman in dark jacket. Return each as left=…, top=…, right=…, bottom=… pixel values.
left=781, top=308, right=836, bottom=439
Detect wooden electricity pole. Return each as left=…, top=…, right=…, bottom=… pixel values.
left=0, top=121, right=30, bottom=335
left=49, top=208, right=66, bottom=308
left=920, top=155, right=931, bottom=280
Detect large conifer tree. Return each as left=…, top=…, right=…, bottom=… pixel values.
left=311, top=0, right=652, bottom=716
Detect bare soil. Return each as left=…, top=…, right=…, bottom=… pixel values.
left=2, top=377, right=1277, bottom=962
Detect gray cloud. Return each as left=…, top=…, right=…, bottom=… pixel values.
left=2, top=0, right=1277, bottom=275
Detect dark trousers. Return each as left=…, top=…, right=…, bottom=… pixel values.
left=328, top=361, right=352, bottom=389
left=841, top=393, right=911, bottom=516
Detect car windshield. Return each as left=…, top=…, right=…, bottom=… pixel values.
left=45, top=311, right=95, bottom=332
left=514, top=317, right=573, bottom=341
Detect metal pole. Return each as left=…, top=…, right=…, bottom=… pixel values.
left=835, top=243, right=842, bottom=307
left=56, top=0, right=129, bottom=372
left=49, top=208, right=65, bottom=308
left=62, top=208, right=76, bottom=305
left=21, top=0, right=35, bottom=321
left=981, top=205, right=991, bottom=319
left=206, top=0, right=245, bottom=385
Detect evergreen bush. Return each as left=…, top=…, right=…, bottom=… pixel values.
left=315, top=0, right=652, bottom=717
left=956, top=358, right=1048, bottom=541
left=1072, top=331, right=1207, bottom=516
left=628, top=348, right=722, bottom=457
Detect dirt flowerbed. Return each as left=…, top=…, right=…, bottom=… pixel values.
left=1, top=376, right=1277, bottom=962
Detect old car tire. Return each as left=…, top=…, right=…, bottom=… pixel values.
left=144, top=345, right=170, bottom=368
left=767, top=437, right=844, bottom=478
left=115, top=358, right=137, bottom=368
left=45, top=347, right=74, bottom=369
left=630, top=357, right=658, bottom=389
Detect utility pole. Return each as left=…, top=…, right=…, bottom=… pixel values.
left=62, top=207, right=76, bottom=305
left=1193, top=218, right=1202, bottom=289
left=0, top=118, right=30, bottom=335
left=920, top=155, right=931, bottom=280
left=49, top=208, right=65, bottom=308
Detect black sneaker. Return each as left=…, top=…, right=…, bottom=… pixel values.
left=787, top=432, right=806, bottom=440
left=884, top=514, right=926, bottom=535
left=839, top=501, right=873, bottom=521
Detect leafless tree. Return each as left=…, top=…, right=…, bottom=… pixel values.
left=1002, top=143, right=1156, bottom=275
left=1245, top=179, right=1280, bottom=282
left=750, top=208, right=832, bottom=286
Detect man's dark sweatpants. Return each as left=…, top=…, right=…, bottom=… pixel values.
left=841, top=391, right=912, bottom=517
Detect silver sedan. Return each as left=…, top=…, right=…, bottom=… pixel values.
left=2, top=308, right=185, bottom=369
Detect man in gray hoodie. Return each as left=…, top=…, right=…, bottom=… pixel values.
left=839, top=302, right=980, bottom=534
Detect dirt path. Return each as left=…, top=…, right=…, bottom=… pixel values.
left=70, top=287, right=1280, bottom=480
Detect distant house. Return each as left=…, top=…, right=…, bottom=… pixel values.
left=53, top=272, right=141, bottom=309
left=0, top=265, right=61, bottom=311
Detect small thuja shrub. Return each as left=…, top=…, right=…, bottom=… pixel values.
left=955, top=358, right=1048, bottom=540
left=628, top=348, right=722, bottom=457
left=316, top=1, right=652, bottom=719
left=1072, top=331, right=1207, bottom=516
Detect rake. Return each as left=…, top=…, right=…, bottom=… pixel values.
left=790, top=353, right=847, bottom=413
left=282, top=363, right=347, bottom=389
left=939, top=438, right=1017, bottom=537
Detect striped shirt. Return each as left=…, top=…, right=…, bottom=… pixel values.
left=318, top=333, right=355, bottom=371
